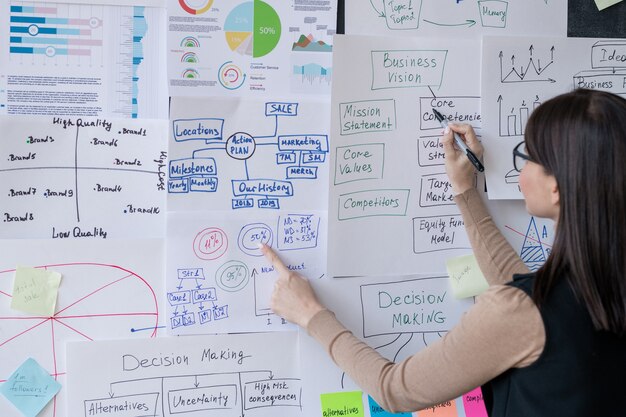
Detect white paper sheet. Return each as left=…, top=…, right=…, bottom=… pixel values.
left=166, top=210, right=326, bottom=335
left=167, top=0, right=337, bottom=97
left=168, top=97, right=330, bottom=212
left=328, top=34, right=560, bottom=277
left=481, top=36, right=626, bottom=199
left=67, top=332, right=302, bottom=417
left=328, top=34, right=481, bottom=277
left=0, top=238, right=165, bottom=417
left=300, top=273, right=474, bottom=415
left=346, top=0, right=567, bottom=38
left=0, top=115, right=168, bottom=239
left=0, top=2, right=168, bottom=118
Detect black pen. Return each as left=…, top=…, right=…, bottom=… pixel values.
left=432, top=108, right=484, bottom=172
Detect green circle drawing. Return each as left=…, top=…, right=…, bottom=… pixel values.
left=216, top=261, right=249, bottom=292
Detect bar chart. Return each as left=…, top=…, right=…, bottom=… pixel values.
left=9, top=4, right=104, bottom=63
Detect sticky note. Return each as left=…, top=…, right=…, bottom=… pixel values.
left=0, top=358, right=62, bottom=417
left=417, top=400, right=458, bottom=416
left=445, top=254, right=489, bottom=299
left=595, top=0, right=624, bottom=11
left=368, top=395, right=412, bottom=416
left=462, top=387, right=488, bottom=417
left=10, top=266, right=62, bottom=316
left=320, top=391, right=364, bottom=417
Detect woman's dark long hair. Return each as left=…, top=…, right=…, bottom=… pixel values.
left=524, top=88, right=626, bottom=335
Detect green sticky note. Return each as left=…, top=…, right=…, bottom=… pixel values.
left=10, top=266, right=62, bottom=316
left=595, top=0, right=623, bottom=10
left=320, top=391, right=364, bottom=417
left=446, top=254, right=489, bottom=299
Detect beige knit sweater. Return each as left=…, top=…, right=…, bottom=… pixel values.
left=307, top=188, right=545, bottom=413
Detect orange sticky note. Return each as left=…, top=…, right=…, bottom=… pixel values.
left=417, top=400, right=457, bottom=417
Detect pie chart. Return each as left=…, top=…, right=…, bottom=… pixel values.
left=224, top=0, right=281, bottom=58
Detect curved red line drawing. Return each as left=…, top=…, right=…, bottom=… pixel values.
left=0, top=262, right=161, bottom=417
left=1, top=262, right=161, bottom=337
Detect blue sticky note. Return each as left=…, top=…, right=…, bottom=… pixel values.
left=368, top=395, right=412, bottom=417
left=0, top=358, right=61, bottom=417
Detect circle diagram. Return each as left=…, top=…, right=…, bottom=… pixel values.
left=182, top=68, right=199, bottom=79
left=216, top=261, right=249, bottom=292
left=238, top=223, right=273, bottom=256
left=226, top=132, right=256, bottom=160
left=179, top=0, right=214, bottom=15
left=0, top=263, right=160, bottom=417
left=193, top=228, right=228, bottom=260
left=218, top=61, right=246, bottom=90
left=224, top=1, right=281, bottom=58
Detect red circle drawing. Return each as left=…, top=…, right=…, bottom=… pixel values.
left=193, top=227, right=228, bottom=260
left=0, top=263, right=160, bottom=417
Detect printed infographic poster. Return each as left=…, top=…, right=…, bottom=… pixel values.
left=346, top=0, right=567, bottom=38
left=0, top=2, right=168, bottom=118
left=0, top=238, right=165, bottom=417
left=167, top=0, right=337, bottom=97
left=481, top=36, right=626, bottom=199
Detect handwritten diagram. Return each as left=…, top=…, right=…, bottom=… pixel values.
left=166, top=210, right=326, bottom=335
left=0, top=238, right=164, bottom=417
left=299, top=274, right=476, bottom=416
left=329, top=35, right=480, bottom=277
left=0, top=116, right=167, bottom=239
left=67, top=332, right=303, bottom=417
left=168, top=97, right=329, bottom=212
left=348, top=0, right=566, bottom=37
left=481, top=37, right=626, bottom=199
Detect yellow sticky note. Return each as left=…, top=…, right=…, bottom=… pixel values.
left=595, top=0, right=624, bottom=10
left=320, top=391, right=364, bottom=417
left=446, top=254, right=489, bottom=299
left=10, top=266, right=62, bottom=316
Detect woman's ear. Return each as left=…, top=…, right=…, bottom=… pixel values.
left=550, top=177, right=560, bottom=208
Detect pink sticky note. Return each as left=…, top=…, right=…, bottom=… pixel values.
left=462, top=387, right=488, bottom=417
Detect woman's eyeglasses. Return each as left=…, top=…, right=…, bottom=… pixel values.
left=513, top=141, right=532, bottom=172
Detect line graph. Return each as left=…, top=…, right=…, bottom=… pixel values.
left=499, top=45, right=556, bottom=83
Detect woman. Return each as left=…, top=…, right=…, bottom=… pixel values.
left=261, top=89, right=626, bottom=416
